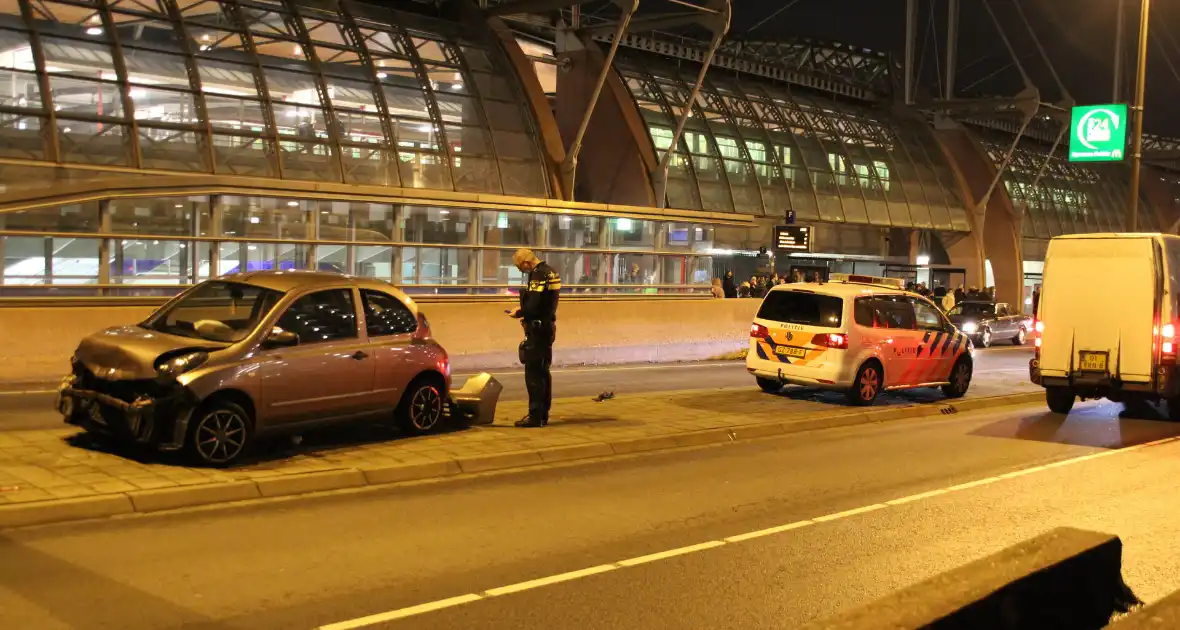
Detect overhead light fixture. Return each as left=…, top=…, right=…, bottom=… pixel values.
left=916, top=255, right=931, bottom=266
left=250, top=216, right=261, bottom=224
left=376, top=72, right=387, bottom=79
left=174, top=203, right=183, bottom=208
left=85, top=26, right=103, bottom=36
left=287, top=200, right=299, bottom=207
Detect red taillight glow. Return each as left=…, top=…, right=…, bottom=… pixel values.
left=1164, top=324, right=1176, bottom=339
left=811, top=333, right=849, bottom=349
left=1034, top=320, right=1044, bottom=334
left=750, top=323, right=769, bottom=338
left=1034, top=337, right=1042, bottom=348
left=1165, top=341, right=1175, bottom=355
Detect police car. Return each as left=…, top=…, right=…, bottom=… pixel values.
left=746, top=274, right=974, bottom=405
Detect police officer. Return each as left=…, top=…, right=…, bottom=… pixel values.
left=508, top=248, right=560, bottom=428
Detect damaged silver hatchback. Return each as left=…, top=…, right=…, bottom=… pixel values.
left=57, top=271, right=452, bottom=465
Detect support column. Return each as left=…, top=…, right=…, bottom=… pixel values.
left=0, top=214, right=6, bottom=286
left=946, top=0, right=959, bottom=100
left=468, top=210, right=481, bottom=288
left=98, top=200, right=112, bottom=291
left=209, top=195, right=223, bottom=278
left=390, top=205, right=403, bottom=284
left=905, top=0, right=918, bottom=104
left=346, top=209, right=357, bottom=275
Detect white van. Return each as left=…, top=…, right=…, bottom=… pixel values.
left=746, top=274, right=974, bottom=405
left=1031, top=233, right=1180, bottom=417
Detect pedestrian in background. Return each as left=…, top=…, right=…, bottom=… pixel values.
left=508, top=248, right=560, bottom=428
left=941, top=286, right=956, bottom=312
left=738, top=281, right=751, bottom=298
left=723, top=271, right=737, bottom=298
left=711, top=277, right=724, bottom=298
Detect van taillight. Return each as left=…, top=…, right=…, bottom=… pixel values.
left=1034, top=320, right=1044, bottom=334
left=811, top=333, right=848, bottom=349
left=750, top=323, right=769, bottom=339
left=1161, top=321, right=1177, bottom=365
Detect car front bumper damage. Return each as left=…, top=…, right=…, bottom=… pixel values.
left=57, top=374, right=197, bottom=451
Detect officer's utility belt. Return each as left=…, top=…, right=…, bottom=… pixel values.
left=523, top=319, right=555, bottom=327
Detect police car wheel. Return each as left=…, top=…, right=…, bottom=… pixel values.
left=756, top=377, right=781, bottom=394
left=941, top=359, right=972, bottom=399
left=846, top=362, right=882, bottom=406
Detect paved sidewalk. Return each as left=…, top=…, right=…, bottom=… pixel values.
left=0, top=373, right=1041, bottom=527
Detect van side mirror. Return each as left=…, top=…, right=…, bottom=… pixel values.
left=263, top=329, right=299, bottom=348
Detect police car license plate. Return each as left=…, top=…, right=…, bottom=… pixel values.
left=1078, top=351, right=1108, bottom=372
left=775, top=345, right=807, bottom=359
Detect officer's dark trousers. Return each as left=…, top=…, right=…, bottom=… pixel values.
left=521, top=320, right=555, bottom=423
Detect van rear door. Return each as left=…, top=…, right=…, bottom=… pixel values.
left=1040, top=236, right=1158, bottom=382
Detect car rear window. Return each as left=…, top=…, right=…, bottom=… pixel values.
left=757, top=291, right=843, bottom=328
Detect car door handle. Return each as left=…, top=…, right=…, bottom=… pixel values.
left=352, top=350, right=368, bottom=360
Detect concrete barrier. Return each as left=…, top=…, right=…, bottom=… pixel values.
left=0, top=298, right=761, bottom=385
left=802, top=527, right=1140, bottom=629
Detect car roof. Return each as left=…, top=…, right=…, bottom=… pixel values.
left=218, top=271, right=417, bottom=310
left=767, top=282, right=922, bottom=300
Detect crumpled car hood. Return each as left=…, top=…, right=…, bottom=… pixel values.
left=74, top=326, right=225, bottom=380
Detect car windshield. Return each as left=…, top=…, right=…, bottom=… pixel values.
left=948, top=303, right=995, bottom=318
left=145, top=281, right=283, bottom=342
left=757, top=290, right=843, bottom=328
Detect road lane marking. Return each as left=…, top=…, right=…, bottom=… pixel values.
left=812, top=503, right=887, bottom=522
left=617, top=541, right=725, bottom=567
left=722, top=520, right=813, bottom=543
left=484, top=565, right=616, bottom=596
left=317, top=594, right=485, bottom=630
left=316, top=435, right=1180, bottom=630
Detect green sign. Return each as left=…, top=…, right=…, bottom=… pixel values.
left=1069, top=104, right=1128, bottom=162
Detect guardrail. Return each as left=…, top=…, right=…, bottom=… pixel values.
left=0, top=283, right=714, bottom=307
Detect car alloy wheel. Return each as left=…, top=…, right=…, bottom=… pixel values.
left=859, top=367, right=880, bottom=401
left=1016, top=328, right=1027, bottom=345
left=194, top=409, right=248, bottom=465
left=409, top=384, right=443, bottom=432
left=981, top=328, right=992, bottom=348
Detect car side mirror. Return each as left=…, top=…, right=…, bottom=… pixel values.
left=263, top=329, right=299, bottom=348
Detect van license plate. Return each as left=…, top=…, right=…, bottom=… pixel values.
left=775, top=345, right=807, bottom=359
left=1078, top=352, right=1108, bottom=372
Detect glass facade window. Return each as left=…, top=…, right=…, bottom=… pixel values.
left=614, top=51, right=969, bottom=230
left=0, top=0, right=549, bottom=196
left=981, top=133, right=1159, bottom=237
left=1, top=196, right=717, bottom=295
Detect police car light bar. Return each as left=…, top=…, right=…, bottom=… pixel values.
left=828, top=273, right=906, bottom=290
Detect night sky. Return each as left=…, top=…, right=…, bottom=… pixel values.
left=729, top=0, right=1180, bottom=136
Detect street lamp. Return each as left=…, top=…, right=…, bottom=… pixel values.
left=1127, top=0, right=1151, bottom=232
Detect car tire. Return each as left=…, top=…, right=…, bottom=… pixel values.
left=397, top=375, right=446, bottom=435
left=1046, top=386, right=1075, bottom=415
left=941, top=358, right=972, bottom=399
left=979, top=327, right=992, bottom=348
left=186, top=398, right=253, bottom=466
left=756, top=377, right=781, bottom=394
left=1015, top=327, right=1027, bottom=345
left=845, top=361, right=882, bottom=406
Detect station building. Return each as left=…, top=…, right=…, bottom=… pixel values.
left=0, top=0, right=1176, bottom=312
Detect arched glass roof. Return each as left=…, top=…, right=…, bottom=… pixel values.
left=978, top=133, right=1159, bottom=238
left=614, top=50, right=971, bottom=232
left=0, top=0, right=549, bottom=196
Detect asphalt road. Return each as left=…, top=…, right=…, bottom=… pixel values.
left=0, top=347, right=1033, bottom=431
left=8, top=393, right=1180, bottom=630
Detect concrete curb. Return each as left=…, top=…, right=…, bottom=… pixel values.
left=0, top=391, right=1045, bottom=530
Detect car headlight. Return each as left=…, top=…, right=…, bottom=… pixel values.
left=156, top=351, right=208, bottom=377
left=961, top=322, right=978, bottom=333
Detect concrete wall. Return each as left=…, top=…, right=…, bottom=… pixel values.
left=0, top=300, right=761, bottom=386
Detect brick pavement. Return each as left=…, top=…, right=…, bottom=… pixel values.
left=0, top=372, right=1039, bottom=511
